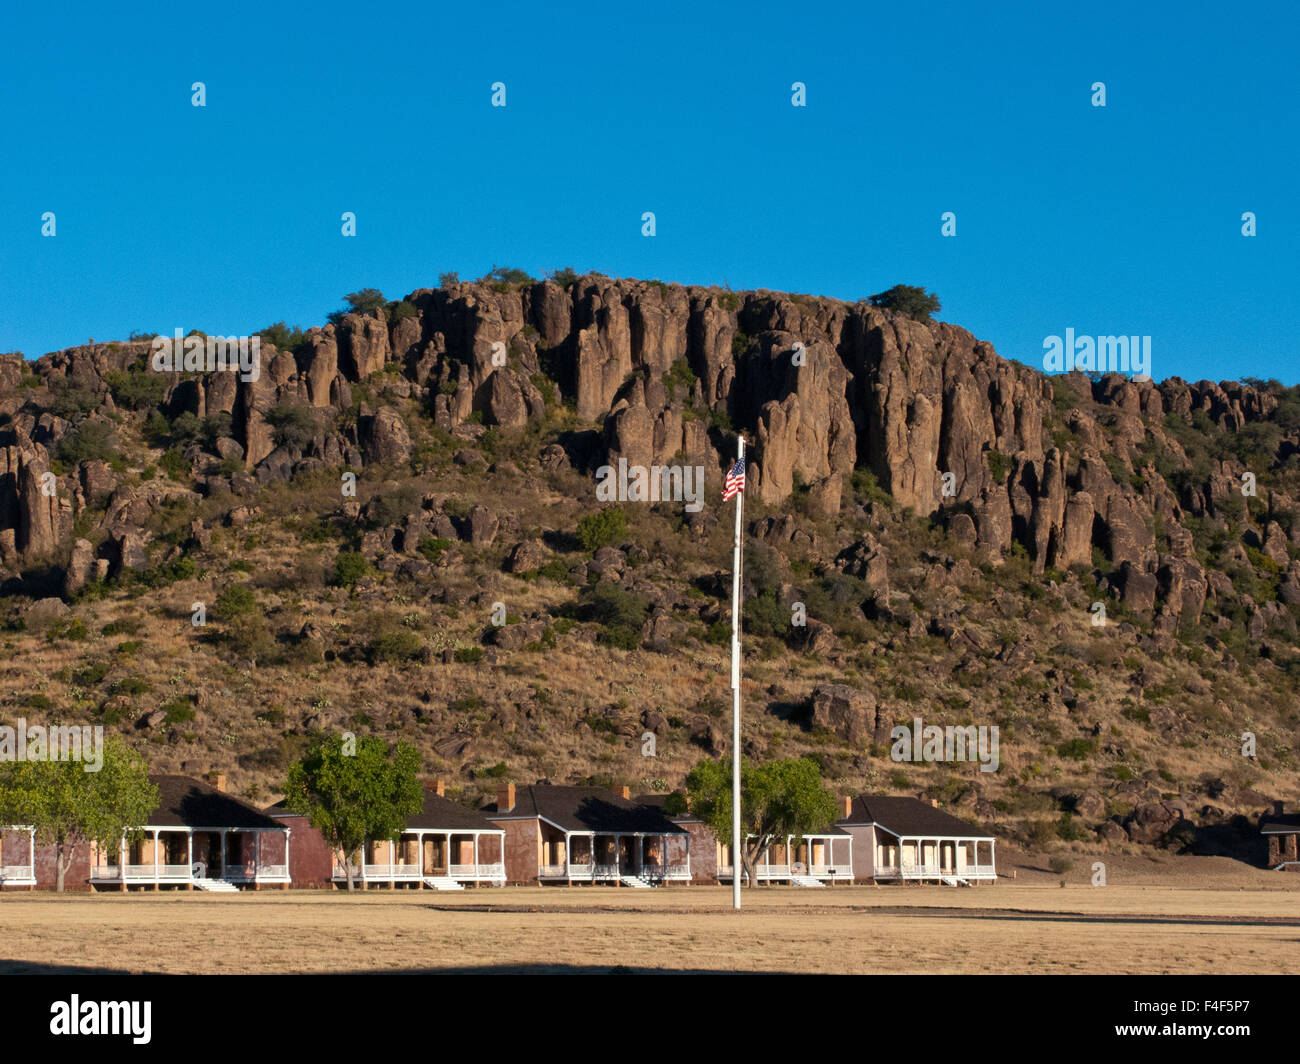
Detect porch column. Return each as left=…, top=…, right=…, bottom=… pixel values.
left=359, top=843, right=367, bottom=890
left=416, top=832, right=424, bottom=889
left=472, top=834, right=479, bottom=879
left=119, top=838, right=127, bottom=891
left=186, top=832, right=194, bottom=889
left=153, top=830, right=160, bottom=890
left=220, top=830, right=227, bottom=880
left=253, top=830, right=260, bottom=890
left=285, top=827, right=291, bottom=889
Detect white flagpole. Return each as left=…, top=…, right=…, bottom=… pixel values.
left=730, top=437, right=745, bottom=911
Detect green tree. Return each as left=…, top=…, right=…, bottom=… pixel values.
left=282, top=733, right=423, bottom=891
left=868, top=284, right=941, bottom=323
left=0, top=736, right=158, bottom=892
left=575, top=507, right=627, bottom=552
left=666, top=757, right=838, bottom=889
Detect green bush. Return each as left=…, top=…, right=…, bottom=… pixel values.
left=160, top=699, right=195, bottom=724
left=332, top=551, right=369, bottom=588
left=105, top=367, right=168, bottom=410
left=160, top=448, right=191, bottom=481
left=213, top=583, right=258, bottom=621
left=56, top=421, right=116, bottom=466
left=868, top=284, right=941, bottom=323
left=266, top=403, right=317, bottom=450
left=454, top=646, right=483, bottom=664
left=576, top=508, right=627, bottom=552
left=367, top=629, right=424, bottom=664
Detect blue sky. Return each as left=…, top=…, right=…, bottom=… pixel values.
left=0, top=1, right=1295, bottom=383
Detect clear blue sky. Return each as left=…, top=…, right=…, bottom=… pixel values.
left=1, top=1, right=1295, bottom=383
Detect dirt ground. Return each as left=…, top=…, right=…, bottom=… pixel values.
left=3, top=854, right=1298, bottom=974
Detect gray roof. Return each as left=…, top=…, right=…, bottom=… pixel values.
left=1260, top=813, right=1300, bottom=834
left=485, top=785, right=686, bottom=834
left=266, top=789, right=499, bottom=833
left=149, top=775, right=283, bottom=830
left=838, top=795, right=992, bottom=839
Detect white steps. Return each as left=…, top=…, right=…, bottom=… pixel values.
left=193, top=878, right=239, bottom=892
left=423, top=876, right=465, bottom=890
left=789, top=875, right=826, bottom=888
left=619, top=875, right=654, bottom=888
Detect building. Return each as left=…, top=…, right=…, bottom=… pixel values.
left=87, top=774, right=291, bottom=891
left=1260, top=804, right=1300, bottom=871
left=268, top=779, right=506, bottom=889
left=715, top=827, right=854, bottom=886
left=836, top=795, right=997, bottom=884
left=636, top=793, right=716, bottom=884
left=0, top=826, right=37, bottom=890
left=485, top=783, right=690, bottom=886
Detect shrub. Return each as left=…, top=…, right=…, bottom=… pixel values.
left=257, top=322, right=307, bottom=353
left=454, top=647, right=483, bottom=664
left=576, top=508, right=627, bottom=552
left=160, top=699, right=195, bottom=724
left=417, top=537, right=452, bottom=562
left=546, top=267, right=580, bottom=287
left=367, top=629, right=424, bottom=664
left=438, top=271, right=460, bottom=288
left=266, top=403, right=317, bottom=450
left=105, top=367, right=168, bottom=410
left=868, top=284, right=941, bottom=322
left=159, top=448, right=190, bottom=481
left=56, top=421, right=116, bottom=465
left=213, top=583, right=258, bottom=621
left=332, top=551, right=369, bottom=588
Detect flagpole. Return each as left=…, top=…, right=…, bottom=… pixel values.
left=730, top=437, right=745, bottom=911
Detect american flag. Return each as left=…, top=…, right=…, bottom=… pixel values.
left=722, top=454, right=746, bottom=502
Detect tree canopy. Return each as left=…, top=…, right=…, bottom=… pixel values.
left=282, top=733, right=423, bottom=890
left=0, top=735, right=158, bottom=892
left=868, top=284, right=941, bottom=323
left=666, top=756, right=839, bottom=887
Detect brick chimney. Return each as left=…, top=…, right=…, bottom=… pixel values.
left=618, top=785, right=631, bottom=800
left=841, top=796, right=852, bottom=818
left=209, top=772, right=227, bottom=793
left=424, top=779, right=446, bottom=796
left=497, top=782, right=515, bottom=812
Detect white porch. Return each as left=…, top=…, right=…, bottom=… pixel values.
left=89, top=825, right=291, bottom=890
left=332, top=829, right=506, bottom=887
left=717, top=832, right=854, bottom=884
left=538, top=830, right=691, bottom=884
left=873, top=834, right=997, bottom=882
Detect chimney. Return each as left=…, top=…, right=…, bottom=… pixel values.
left=424, top=779, right=446, bottom=797
left=209, top=772, right=227, bottom=793
left=930, top=798, right=939, bottom=808
left=618, top=785, right=631, bottom=800
left=841, top=796, right=852, bottom=818
left=1275, top=801, right=1285, bottom=816
left=497, top=782, right=515, bottom=812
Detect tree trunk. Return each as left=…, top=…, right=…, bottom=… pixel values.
left=342, top=848, right=355, bottom=892
left=55, top=839, right=68, bottom=893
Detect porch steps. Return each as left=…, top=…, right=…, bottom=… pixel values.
left=193, top=878, right=239, bottom=893
left=422, top=876, right=465, bottom=891
left=940, top=876, right=972, bottom=887
left=789, top=875, right=826, bottom=888
left=619, top=875, right=655, bottom=889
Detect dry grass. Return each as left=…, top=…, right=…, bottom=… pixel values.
left=4, top=875, right=1299, bottom=975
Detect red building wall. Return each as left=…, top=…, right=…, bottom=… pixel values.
left=489, top=818, right=540, bottom=884
left=270, top=813, right=335, bottom=887
left=678, top=821, right=717, bottom=884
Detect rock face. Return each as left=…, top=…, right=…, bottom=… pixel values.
left=1, top=274, right=1294, bottom=638
left=809, top=684, right=877, bottom=745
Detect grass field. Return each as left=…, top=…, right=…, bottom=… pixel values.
left=4, top=856, right=1298, bottom=975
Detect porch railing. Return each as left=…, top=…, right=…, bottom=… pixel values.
left=0, top=864, right=35, bottom=881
